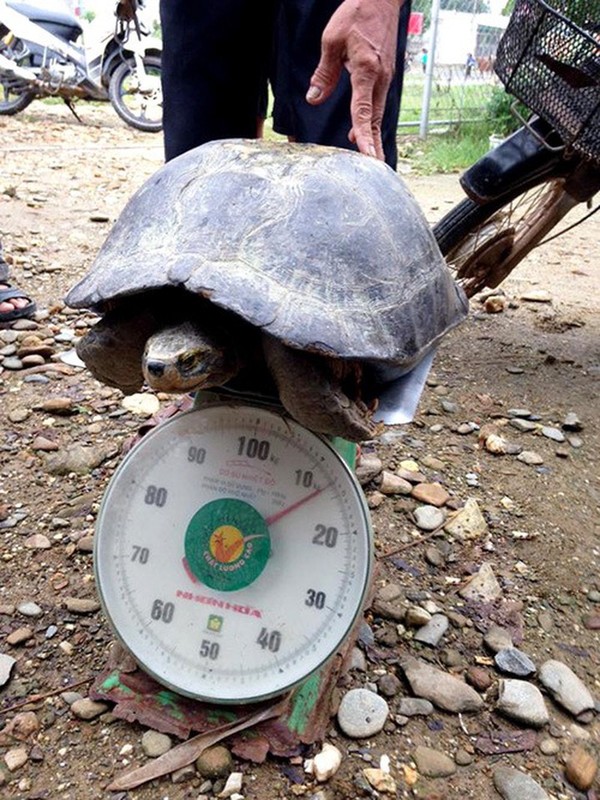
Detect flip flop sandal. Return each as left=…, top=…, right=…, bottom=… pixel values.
left=0, top=284, right=37, bottom=323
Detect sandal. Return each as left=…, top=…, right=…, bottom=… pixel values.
left=0, top=283, right=37, bottom=323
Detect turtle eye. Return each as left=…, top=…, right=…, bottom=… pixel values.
left=178, top=352, right=199, bottom=373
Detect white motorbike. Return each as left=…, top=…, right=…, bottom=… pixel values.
left=0, top=0, right=162, bottom=132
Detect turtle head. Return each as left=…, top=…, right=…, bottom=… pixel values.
left=143, top=321, right=241, bottom=392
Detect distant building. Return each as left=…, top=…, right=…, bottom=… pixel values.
left=428, top=10, right=508, bottom=66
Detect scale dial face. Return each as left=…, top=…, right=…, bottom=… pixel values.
left=95, top=403, right=373, bottom=703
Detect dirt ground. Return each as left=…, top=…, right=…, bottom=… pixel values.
left=0, top=103, right=598, bottom=800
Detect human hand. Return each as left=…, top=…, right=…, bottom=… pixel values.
left=116, top=0, right=138, bottom=22
left=306, top=0, right=403, bottom=160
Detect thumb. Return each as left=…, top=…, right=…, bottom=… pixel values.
left=306, top=45, right=344, bottom=105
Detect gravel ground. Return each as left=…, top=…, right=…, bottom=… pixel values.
left=0, top=102, right=599, bottom=800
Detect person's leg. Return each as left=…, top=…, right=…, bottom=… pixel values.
left=0, top=242, right=36, bottom=321
left=160, top=0, right=279, bottom=161
left=272, top=0, right=411, bottom=169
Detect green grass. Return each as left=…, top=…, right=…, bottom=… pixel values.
left=398, top=126, right=495, bottom=174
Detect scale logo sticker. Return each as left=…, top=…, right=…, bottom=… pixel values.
left=184, top=498, right=271, bottom=591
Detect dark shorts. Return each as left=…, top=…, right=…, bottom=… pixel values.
left=159, top=0, right=411, bottom=169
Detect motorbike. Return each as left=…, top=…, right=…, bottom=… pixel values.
left=433, top=0, right=600, bottom=297
left=0, top=0, right=162, bottom=132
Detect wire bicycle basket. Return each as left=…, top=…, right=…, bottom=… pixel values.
left=495, top=0, right=600, bottom=161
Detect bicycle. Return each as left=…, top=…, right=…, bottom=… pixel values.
left=433, top=0, right=600, bottom=299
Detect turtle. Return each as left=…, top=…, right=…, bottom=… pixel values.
left=66, top=139, right=468, bottom=442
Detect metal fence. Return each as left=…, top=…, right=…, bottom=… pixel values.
left=401, top=0, right=510, bottom=136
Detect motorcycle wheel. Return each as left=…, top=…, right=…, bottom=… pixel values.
left=108, top=55, right=162, bottom=133
left=0, top=38, right=35, bottom=115
left=433, top=178, right=577, bottom=298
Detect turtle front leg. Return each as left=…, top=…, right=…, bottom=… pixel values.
left=77, top=306, right=162, bottom=394
left=262, top=335, right=383, bottom=443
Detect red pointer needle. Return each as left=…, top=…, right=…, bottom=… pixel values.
left=265, top=484, right=331, bottom=526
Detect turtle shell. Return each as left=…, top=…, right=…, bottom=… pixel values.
left=67, top=139, right=467, bottom=369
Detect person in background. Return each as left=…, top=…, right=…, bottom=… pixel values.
left=420, top=47, right=428, bottom=74
left=0, top=242, right=36, bottom=323
left=158, top=0, right=412, bottom=170
left=465, top=52, right=476, bottom=78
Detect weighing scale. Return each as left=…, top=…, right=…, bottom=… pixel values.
left=95, top=401, right=373, bottom=704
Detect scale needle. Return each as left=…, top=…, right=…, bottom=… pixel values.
left=265, top=483, right=331, bottom=526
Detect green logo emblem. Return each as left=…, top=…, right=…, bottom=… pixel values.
left=185, top=498, right=271, bottom=592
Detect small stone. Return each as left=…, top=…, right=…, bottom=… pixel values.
left=31, top=436, right=59, bottom=451
left=6, top=627, right=33, bottom=646
left=413, top=614, right=449, bottom=647
left=440, top=399, right=458, bottom=414
left=8, top=408, right=31, bottom=423
left=538, top=660, right=595, bottom=716
left=4, top=747, right=28, bottom=772
left=459, top=562, right=502, bottom=603
left=337, top=688, right=389, bottom=738
left=562, top=412, right=582, bottom=431
left=363, top=768, right=397, bottom=793
left=0, top=653, right=17, bottom=686
left=65, top=597, right=100, bottom=614
left=171, top=764, right=196, bottom=784
left=484, top=624, right=513, bottom=653
left=583, top=613, right=600, bottom=630
left=510, top=418, right=539, bottom=432
left=38, top=397, right=74, bottom=415
left=17, top=601, right=43, bottom=618
left=521, top=289, right=552, bottom=302
left=377, top=673, right=401, bottom=697
left=24, top=534, right=51, bottom=549
left=564, top=746, right=597, bottom=790
left=397, top=698, right=434, bottom=717
left=378, top=471, right=412, bottom=495
left=311, top=743, right=342, bottom=781
left=484, top=295, right=506, bottom=313
left=121, top=393, right=160, bottom=417
left=493, top=766, right=549, bottom=800
left=413, top=745, right=456, bottom=778
left=355, top=454, right=383, bottom=485
left=376, top=583, right=402, bottom=603
left=494, top=647, right=536, bottom=677
left=413, top=505, right=446, bottom=531
left=539, top=738, right=560, bottom=756
left=141, top=730, right=172, bottom=758
left=496, top=679, right=549, bottom=728
left=399, top=656, right=484, bottom=713
left=404, top=606, right=431, bottom=627
left=70, top=698, right=109, bottom=720
left=411, top=482, right=450, bottom=507
left=218, top=771, right=243, bottom=798
left=0, top=711, right=39, bottom=742
left=424, top=545, right=445, bottom=566
left=517, top=451, right=544, bottom=465
left=465, top=666, right=493, bottom=692
left=483, top=432, right=510, bottom=454
left=541, top=426, right=565, bottom=442
left=454, top=748, right=474, bottom=766
left=444, top=498, right=488, bottom=540
left=196, top=746, right=234, bottom=779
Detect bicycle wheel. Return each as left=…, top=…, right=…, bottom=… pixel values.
left=433, top=178, right=578, bottom=298
left=108, top=55, right=162, bottom=133
left=0, top=38, right=35, bottom=115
